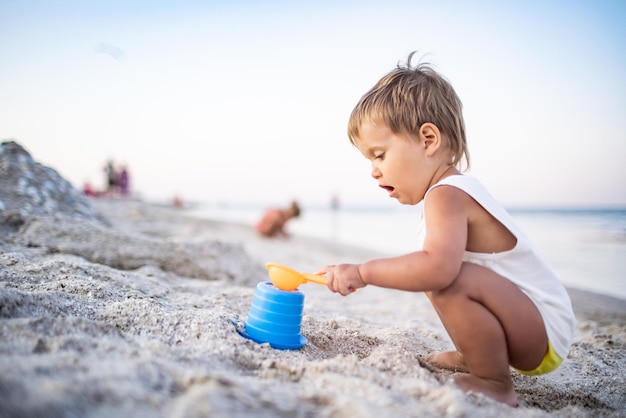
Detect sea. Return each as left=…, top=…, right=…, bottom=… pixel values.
left=188, top=203, right=626, bottom=301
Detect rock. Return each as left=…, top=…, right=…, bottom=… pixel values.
left=0, top=141, right=99, bottom=229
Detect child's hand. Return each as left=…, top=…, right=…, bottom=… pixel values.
left=320, top=264, right=365, bottom=296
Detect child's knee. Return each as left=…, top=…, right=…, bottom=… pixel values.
left=428, top=264, right=482, bottom=307
left=428, top=278, right=463, bottom=308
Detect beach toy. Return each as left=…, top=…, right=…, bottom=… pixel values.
left=235, top=281, right=307, bottom=349
left=266, top=262, right=326, bottom=291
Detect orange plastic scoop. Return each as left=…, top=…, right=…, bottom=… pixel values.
left=266, top=262, right=326, bottom=291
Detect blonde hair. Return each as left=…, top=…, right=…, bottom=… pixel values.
left=347, top=52, right=470, bottom=169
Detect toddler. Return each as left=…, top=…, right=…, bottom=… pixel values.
left=320, top=53, right=576, bottom=406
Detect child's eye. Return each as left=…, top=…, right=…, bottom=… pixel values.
left=374, top=152, right=385, bottom=160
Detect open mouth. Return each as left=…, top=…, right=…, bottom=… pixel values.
left=379, top=185, right=395, bottom=195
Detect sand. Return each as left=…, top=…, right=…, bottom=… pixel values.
left=1, top=141, right=625, bottom=417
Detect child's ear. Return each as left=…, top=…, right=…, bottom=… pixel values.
left=419, top=123, right=441, bottom=156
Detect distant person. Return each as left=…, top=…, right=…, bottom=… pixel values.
left=117, top=165, right=129, bottom=197
left=329, top=193, right=340, bottom=241
left=172, top=195, right=184, bottom=209
left=330, top=193, right=340, bottom=210
left=255, top=200, right=301, bottom=238
left=104, top=160, right=116, bottom=197
left=83, top=181, right=96, bottom=197
left=317, top=53, right=575, bottom=407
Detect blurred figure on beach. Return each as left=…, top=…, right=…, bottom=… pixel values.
left=100, top=160, right=131, bottom=198
left=117, top=165, right=130, bottom=197
left=330, top=193, right=340, bottom=210
left=255, top=200, right=301, bottom=238
left=172, top=195, right=184, bottom=209
left=82, top=181, right=96, bottom=197
left=104, top=160, right=116, bottom=197
left=330, top=193, right=340, bottom=242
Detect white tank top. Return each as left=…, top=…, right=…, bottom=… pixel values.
left=417, top=175, right=576, bottom=359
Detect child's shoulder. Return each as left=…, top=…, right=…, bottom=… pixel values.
left=425, top=174, right=497, bottom=212
left=427, top=174, right=485, bottom=197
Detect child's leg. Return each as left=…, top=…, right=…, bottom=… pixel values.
left=426, top=262, right=548, bottom=407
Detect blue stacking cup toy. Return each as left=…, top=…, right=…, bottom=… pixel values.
left=237, top=281, right=307, bottom=349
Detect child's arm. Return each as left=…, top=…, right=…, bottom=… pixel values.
left=325, top=186, right=469, bottom=295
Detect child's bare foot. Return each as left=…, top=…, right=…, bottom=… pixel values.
left=454, top=374, right=518, bottom=407
left=427, top=351, right=469, bottom=373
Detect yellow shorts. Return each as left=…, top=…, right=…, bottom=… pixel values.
left=514, top=341, right=563, bottom=376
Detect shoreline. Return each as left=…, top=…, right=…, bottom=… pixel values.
left=184, top=201, right=626, bottom=302
left=182, top=200, right=626, bottom=308
left=1, top=198, right=625, bottom=417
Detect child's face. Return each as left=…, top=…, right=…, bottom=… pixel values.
left=354, top=121, right=438, bottom=205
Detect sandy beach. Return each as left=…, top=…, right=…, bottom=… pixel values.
left=1, top=141, right=625, bottom=417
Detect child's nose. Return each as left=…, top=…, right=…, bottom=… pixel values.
left=370, top=166, right=381, bottom=179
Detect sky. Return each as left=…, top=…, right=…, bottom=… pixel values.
left=1, top=0, right=625, bottom=209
